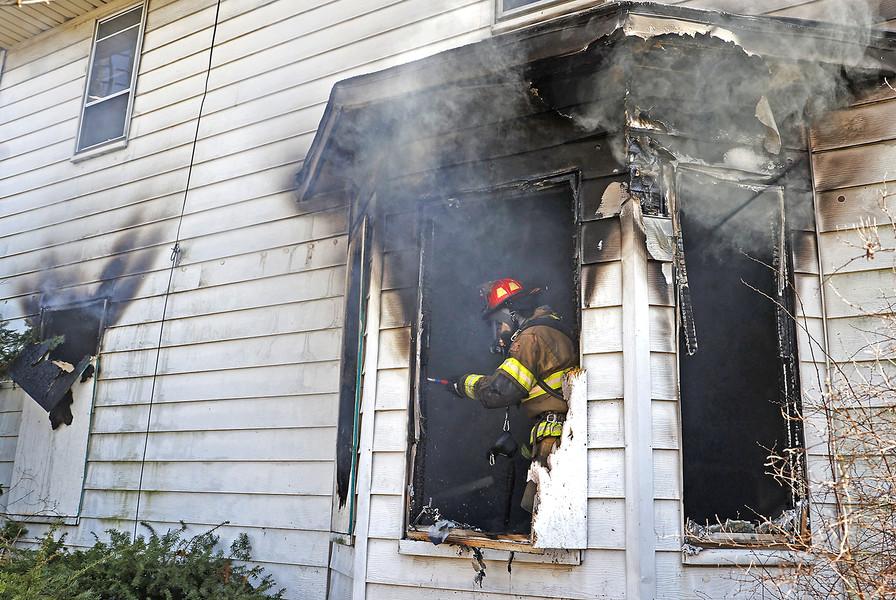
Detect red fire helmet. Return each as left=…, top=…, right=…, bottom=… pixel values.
left=479, top=278, right=544, bottom=318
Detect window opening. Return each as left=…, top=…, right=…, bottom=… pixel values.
left=676, top=171, right=805, bottom=542
left=333, top=218, right=371, bottom=535
left=409, top=185, right=578, bottom=539
left=75, top=2, right=146, bottom=155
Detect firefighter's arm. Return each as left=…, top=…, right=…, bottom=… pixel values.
left=455, top=372, right=526, bottom=408
left=449, top=334, right=541, bottom=407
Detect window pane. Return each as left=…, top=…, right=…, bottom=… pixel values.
left=87, top=27, right=138, bottom=102
left=97, top=6, right=142, bottom=40
left=79, top=93, right=129, bottom=149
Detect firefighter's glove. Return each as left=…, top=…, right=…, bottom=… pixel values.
left=444, top=375, right=466, bottom=398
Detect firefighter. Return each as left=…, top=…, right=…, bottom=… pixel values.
left=445, top=278, right=578, bottom=513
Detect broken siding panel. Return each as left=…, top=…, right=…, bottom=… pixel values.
left=366, top=584, right=563, bottom=600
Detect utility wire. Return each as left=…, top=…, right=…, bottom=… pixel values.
left=133, top=0, right=223, bottom=538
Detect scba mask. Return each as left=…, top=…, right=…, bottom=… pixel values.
left=488, top=308, right=517, bottom=355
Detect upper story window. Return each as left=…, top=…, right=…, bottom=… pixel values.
left=74, top=2, right=146, bottom=157
left=495, top=0, right=598, bottom=25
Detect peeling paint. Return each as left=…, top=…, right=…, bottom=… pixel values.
left=530, top=369, right=587, bottom=549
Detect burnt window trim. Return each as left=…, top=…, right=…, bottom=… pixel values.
left=671, top=168, right=809, bottom=551
left=73, top=1, right=147, bottom=161
left=332, top=216, right=372, bottom=537
left=404, top=174, right=584, bottom=552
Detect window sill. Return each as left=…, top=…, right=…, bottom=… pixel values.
left=401, top=533, right=581, bottom=565
left=71, top=139, right=128, bottom=163
left=683, top=547, right=799, bottom=567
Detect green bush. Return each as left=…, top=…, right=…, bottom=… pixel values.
left=0, top=522, right=284, bottom=600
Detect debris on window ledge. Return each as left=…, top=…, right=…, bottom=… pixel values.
left=683, top=500, right=809, bottom=553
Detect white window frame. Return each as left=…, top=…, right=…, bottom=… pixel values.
left=493, top=0, right=602, bottom=32
left=73, top=1, right=147, bottom=160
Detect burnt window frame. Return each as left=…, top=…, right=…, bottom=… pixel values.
left=73, top=1, right=147, bottom=160
left=404, top=176, right=582, bottom=550
left=332, top=216, right=372, bottom=537
left=671, top=170, right=808, bottom=550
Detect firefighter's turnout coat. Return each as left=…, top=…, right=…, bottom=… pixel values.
left=460, top=306, right=578, bottom=446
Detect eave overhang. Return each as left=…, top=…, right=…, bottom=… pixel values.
left=0, top=0, right=115, bottom=50
left=295, top=1, right=896, bottom=204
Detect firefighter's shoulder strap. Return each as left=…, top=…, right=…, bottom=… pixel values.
left=518, top=314, right=576, bottom=401
left=519, top=314, right=578, bottom=344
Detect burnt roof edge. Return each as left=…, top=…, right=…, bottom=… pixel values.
left=295, top=1, right=896, bottom=202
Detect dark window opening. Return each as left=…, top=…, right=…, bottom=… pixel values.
left=676, top=171, right=804, bottom=534
left=335, top=219, right=371, bottom=530
left=410, top=184, right=578, bottom=537
left=40, top=300, right=107, bottom=366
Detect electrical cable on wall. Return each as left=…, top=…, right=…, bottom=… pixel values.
left=133, top=0, right=223, bottom=538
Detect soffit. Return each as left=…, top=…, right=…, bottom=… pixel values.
left=0, top=0, right=115, bottom=50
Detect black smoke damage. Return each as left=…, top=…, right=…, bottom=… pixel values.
left=8, top=225, right=161, bottom=429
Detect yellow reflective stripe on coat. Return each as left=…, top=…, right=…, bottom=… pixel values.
left=524, top=366, right=575, bottom=402
left=499, top=358, right=535, bottom=391
left=463, top=374, right=483, bottom=398
left=530, top=420, right=564, bottom=445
